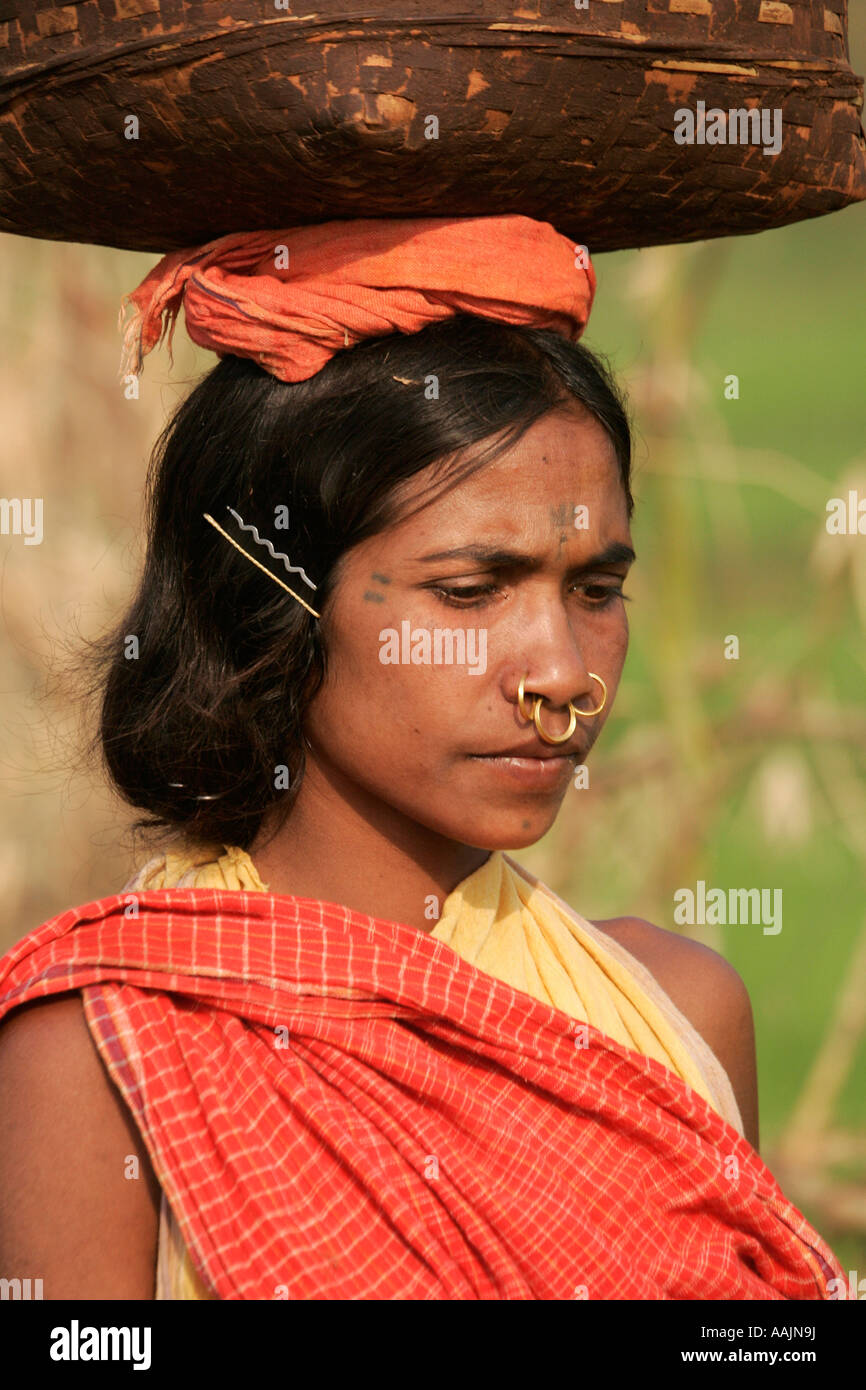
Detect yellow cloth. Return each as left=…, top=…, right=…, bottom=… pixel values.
left=122, top=843, right=743, bottom=1301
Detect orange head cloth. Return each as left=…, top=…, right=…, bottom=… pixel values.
left=117, top=215, right=596, bottom=385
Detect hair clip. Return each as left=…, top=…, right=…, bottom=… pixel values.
left=203, top=506, right=321, bottom=618
left=167, top=783, right=225, bottom=802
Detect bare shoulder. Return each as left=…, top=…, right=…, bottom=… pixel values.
left=591, top=915, right=760, bottom=1151
left=591, top=915, right=750, bottom=1012
left=0, top=992, right=161, bottom=1298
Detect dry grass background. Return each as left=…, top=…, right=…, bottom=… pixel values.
left=0, top=240, right=208, bottom=921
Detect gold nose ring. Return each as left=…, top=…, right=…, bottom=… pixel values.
left=534, top=700, right=578, bottom=745
left=517, top=674, right=538, bottom=722
left=517, top=673, right=607, bottom=747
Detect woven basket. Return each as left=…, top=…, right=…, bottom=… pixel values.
left=1, top=0, right=864, bottom=253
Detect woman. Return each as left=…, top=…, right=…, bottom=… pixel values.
left=0, top=215, right=843, bottom=1300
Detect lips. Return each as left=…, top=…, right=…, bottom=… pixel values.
left=466, top=749, right=578, bottom=788
left=471, top=743, right=580, bottom=761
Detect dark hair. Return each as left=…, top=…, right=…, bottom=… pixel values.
left=77, top=313, right=633, bottom=855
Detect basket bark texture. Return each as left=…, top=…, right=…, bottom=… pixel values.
left=0, top=0, right=864, bottom=253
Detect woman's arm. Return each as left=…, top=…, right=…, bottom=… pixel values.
left=0, top=992, right=161, bottom=1299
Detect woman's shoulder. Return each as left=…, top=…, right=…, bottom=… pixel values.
left=0, top=992, right=110, bottom=1094
left=591, top=915, right=759, bottom=1149
left=592, top=914, right=751, bottom=1010
left=0, top=992, right=161, bottom=1297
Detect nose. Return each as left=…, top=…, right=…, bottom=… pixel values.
left=512, top=602, right=599, bottom=727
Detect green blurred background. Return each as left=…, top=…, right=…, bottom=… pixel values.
left=1, top=10, right=864, bottom=1279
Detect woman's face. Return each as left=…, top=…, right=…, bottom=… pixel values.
left=304, top=403, right=634, bottom=851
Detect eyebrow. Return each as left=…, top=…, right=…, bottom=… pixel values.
left=410, top=540, right=637, bottom=570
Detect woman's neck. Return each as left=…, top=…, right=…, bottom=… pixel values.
left=247, top=755, right=492, bottom=933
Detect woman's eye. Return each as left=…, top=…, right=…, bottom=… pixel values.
left=582, top=584, right=629, bottom=606
left=432, top=582, right=630, bottom=609
left=433, top=584, right=497, bottom=607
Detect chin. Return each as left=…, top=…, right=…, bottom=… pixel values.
left=453, top=811, right=559, bottom=852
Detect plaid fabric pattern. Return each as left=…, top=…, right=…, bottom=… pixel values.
left=0, top=884, right=845, bottom=1300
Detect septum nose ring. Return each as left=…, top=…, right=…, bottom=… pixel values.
left=517, top=673, right=607, bottom=746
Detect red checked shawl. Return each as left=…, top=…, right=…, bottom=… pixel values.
left=0, top=885, right=845, bottom=1301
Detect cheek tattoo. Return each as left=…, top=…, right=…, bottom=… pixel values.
left=364, top=572, right=392, bottom=603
